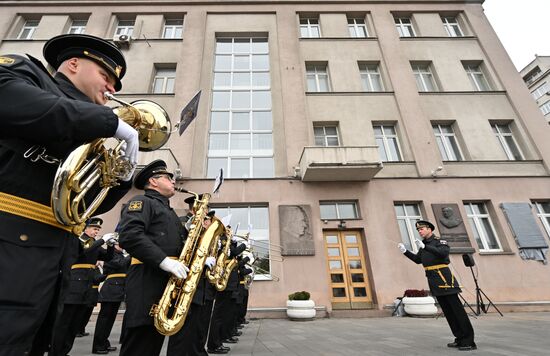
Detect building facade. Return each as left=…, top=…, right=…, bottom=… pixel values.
left=520, top=55, right=550, bottom=124
left=2, top=0, right=550, bottom=315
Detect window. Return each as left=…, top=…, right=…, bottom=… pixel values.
left=163, top=18, right=183, bottom=39
left=464, top=202, right=502, bottom=251
left=531, top=82, right=549, bottom=100
left=214, top=205, right=271, bottom=278
left=208, top=37, right=273, bottom=179
left=359, top=63, right=383, bottom=91
left=18, top=19, right=39, bottom=39
left=441, top=16, right=463, bottom=37
left=314, top=125, right=339, bottom=146
left=348, top=17, right=368, bottom=38
left=373, top=124, right=402, bottom=162
left=152, top=68, right=176, bottom=93
left=433, top=124, right=463, bottom=161
left=300, top=17, right=321, bottom=38
left=523, top=67, right=541, bottom=85
left=394, top=203, right=422, bottom=252
left=115, top=19, right=135, bottom=37
left=540, top=102, right=550, bottom=116
left=411, top=63, right=437, bottom=92
left=492, top=123, right=523, bottom=160
left=394, top=17, right=415, bottom=37
left=320, top=202, right=358, bottom=220
left=464, top=63, right=491, bottom=91
left=533, top=201, right=550, bottom=239
left=306, top=64, right=330, bottom=92
left=68, top=19, right=87, bottom=34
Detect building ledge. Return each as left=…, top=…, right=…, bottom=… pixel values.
left=299, top=146, right=382, bottom=182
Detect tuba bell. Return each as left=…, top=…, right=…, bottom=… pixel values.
left=51, top=93, right=171, bottom=229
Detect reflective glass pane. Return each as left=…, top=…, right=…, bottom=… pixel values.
left=349, top=260, right=362, bottom=269
left=345, top=235, right=357, bottom=244
left=327, top=248, right=340, bottom=257
left=481, top=218, right=499, bottom=249
left=251, top=38, right=268, bottom=53
left=231, top=158, right=249, bottom=178
left=332, top=288, right=346, bottom=297
left=233, top=72, right=250, bottom=87
left=234, top=55, right=250, bottom=70
left=216, top=39, right=232, bottom=53
left=394, top=204, right=405, bottom=216
left=329, top=260, right=342, bottom=270
left=331, top=274, right=344, bottom=283
left=210, top=111, right=229, bottom=131
left=252, top=111, right=272, bottom=130
left=320, top=204, right=337, bottom=219
left=229, top=207, right=248, bottom=227
left=347, top=248, right=359, bottom=257
left=252, top=133, right=272, bottom=150
left=214, top=72, right=231, bottom=87
left=214, top=55, right=231, bottom=70
left=353, top=287, right=367, bottom=297
left=212, top=91, right=230, bottom=109
left=230, top=134, right=250, bottom=152
left=252, top=72, right=270, bottom=87
left=207, top=158, right=227, bottom=178
left=252, top=157, right=274, bottom=178
left=252, top=55, right=269, bottom=70
left=326, top=235, right=338, bottom=244
left=338, top=203, right=357, bottom=219
left=208, top=134, right=228, bottom=151
left=252, top=91, right=271, bottom=109
left=351, top=273, right=365, bottom=282
left=232, top=112, right=249, bottom=130
left=234, top=38, right=250, bottom=53
left=405, top=204, right=420, bottom=216
left=231, top=91, right=250, bottom=109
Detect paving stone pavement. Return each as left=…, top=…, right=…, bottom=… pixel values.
left=70, top=312, right=550, bottom=355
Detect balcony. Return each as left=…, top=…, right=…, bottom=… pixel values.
left=298, top=146, right=382, bottom=181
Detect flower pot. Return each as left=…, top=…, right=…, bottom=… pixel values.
left=286, top=300, right=316, bottom=320
left=402, top=296, right=438, bottom=317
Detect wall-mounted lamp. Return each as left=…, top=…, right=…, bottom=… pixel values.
left=337, top=219, right=346, bottom=230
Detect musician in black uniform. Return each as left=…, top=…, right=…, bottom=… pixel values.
left=207, top=238, right=246, bottom=354
left=118, top=160, right=190, bottom=356
left=93, top=242, right=131, bottom=354
left=398, top=220, right=477, bottom=351
left=78, top=265, right=107, bottom=338
left=0, top=33, right=137, bottom=355
left=50, top=217, right=117, bottom=356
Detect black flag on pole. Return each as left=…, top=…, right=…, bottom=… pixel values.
left=177, top=90, right=201, bottom=136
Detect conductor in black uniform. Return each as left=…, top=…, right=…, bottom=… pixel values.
left=50, top=217, right=117, bottom=356
left=398, top=220, right=477, bottom=351
left=118, top=160, right=190, bottom=356
left=0, top=33, right=138, bottom=355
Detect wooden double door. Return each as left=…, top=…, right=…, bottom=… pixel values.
left=324, top=230, right=373, bottom=309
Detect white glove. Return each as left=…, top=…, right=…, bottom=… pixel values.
left=231, top=235, right=238, bottom=242
left=114, top=119, right=139, bottom=176
left=102, top=233, right=118, bottom=246
left=205, top=256, right=216, bottom=269
left=415, top=239, right=425, bottom=249
left=159, top=258, right=189, bottom=279
left=398, top=243, right=407, bottom=253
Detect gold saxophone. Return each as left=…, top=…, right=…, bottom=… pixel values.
left=206, top=227, right=240, bottom=291
left=150, top=190, right=225, bottom=336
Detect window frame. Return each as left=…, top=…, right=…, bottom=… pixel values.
left=394, top=203, right=423, bottom=252
left=492, top=123, right=524, bottom=161
left=394, top=16, right=415, bottom=37
left=347, top=17, right=368, bottom=38
left=533, top=201, right=550, bottom=240
left=432, top=123, right=463, bottom=161
left=313, top=124, right=340, bottom=147
left=441, top=16, right=464, bottom=37
left=299, top=17, right=321, bottom=38
left=18, top=19, right=39, bottom=39
left=463, top=63, right=491, bottom=91
left=152, top=67, right=176, bottom=94
left=540, top=101, right=550, bottom=116
left=163, top=18, right=183, bottom=39
left=306, top=63, right=331, bottom=92
left=359, top=63, right=384, bottom=92
left=68, top=19, right=87, bottom=34
left=411, top=63, right=438, bottom=92
left=373, top=124, right=403, bottom=162
left=464, top=202, right=503, bottom=252
left=531, top=82, right=549, bottom=100
left=319, top=201, right=359, bottom=220
left=115, top=19, right=135, bottom=37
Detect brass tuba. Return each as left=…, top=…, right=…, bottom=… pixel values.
left=151, top=190, right=226, bottom=336
left=51, top=93, right=171, bottom=229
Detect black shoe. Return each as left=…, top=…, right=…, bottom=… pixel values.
left=232, top=331, right=242, bottom=336
left=223, top=336, right=239, bottom=343
left=237, top=324, right=244, bottom=329
left=458, top=345, right=477, bottom=351
left=207, top=346, right=229, bottom=354
left=107, top=346, right=117, bottom=351
left=243, top=320, right=249, bottom=324
left=92, top=350, right=109, bottom=355
left=447, top=342, right=459, bottom=348
left=76, top=332, right=90, bottom=337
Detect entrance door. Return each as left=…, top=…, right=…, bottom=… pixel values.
left=324, top=230, right=373, bottom=309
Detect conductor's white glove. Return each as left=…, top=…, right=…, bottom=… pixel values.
left=398, top=243, right=407, bottom=253
left=159, top=258, right=189, bottom=279
left=102, top=233, right=118, bottom=246
left=415, top=239, right=425, bottom=249
left=114, top=119, right=139, bottom=179
left=205, top=256, right=216, bottom=269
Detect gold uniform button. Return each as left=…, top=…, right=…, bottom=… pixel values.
left=20, top=234, right=29, bottom=241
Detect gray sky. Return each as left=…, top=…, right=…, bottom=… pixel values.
left=483, top=0, right=550, bottom=71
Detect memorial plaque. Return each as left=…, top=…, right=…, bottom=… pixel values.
left=432, top=203, right=475, bottom=253
left=279, top=205, right=315, bottom=256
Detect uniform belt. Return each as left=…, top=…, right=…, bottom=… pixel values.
left=106, top=273, right=126, bottom=280
left=424, top=264, right=449, bottom=271
left=0, top=192, right=82, bottom=234
left=131, top=256, right=178, bottom=265
left=92, top=285, right=99, bottom=289
left=71, top=263, right=96, bottom=269
left=240, top=281, right=245, bottom=284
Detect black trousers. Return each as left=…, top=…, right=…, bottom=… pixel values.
left=238, top=291, right=249, bottom=324
left=49, top=303, right=89, bottom=356
left=0, top=237, right=77, bottom=356
left=207, top=291, right=232, bottom=349
left=198, top=299, right=214, bottom=350
left=436, top=294, right=475, bottom=347
left=223, top=298, right=239, bottom=340
left=119, top=323, right=193, bottom=356
left=93, top=301, right=121, bottom=351
left=168, top=303, right=208, bottom=356
left=78, top=304, right=95, bottom=334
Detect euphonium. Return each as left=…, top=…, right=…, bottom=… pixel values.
left=51, top=93, right=171, bottom=229
left=206, top=228, right=240, bottom=291
left=151, top=192, right=226, bottom=336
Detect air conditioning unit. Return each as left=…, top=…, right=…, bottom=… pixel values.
left=113, top=34, right=131, bottom=48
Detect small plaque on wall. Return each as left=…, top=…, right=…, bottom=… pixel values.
left=432, top=203, right=475, bottom=253
left=279, top=205, right=315, bottom=256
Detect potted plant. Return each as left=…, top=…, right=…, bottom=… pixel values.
left=286, top=291, right=316, bottom=320
left=402, top=289, right=438, bottom=317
